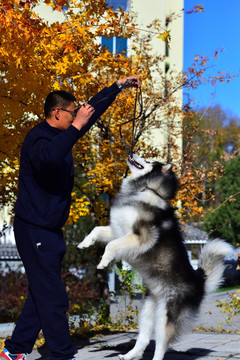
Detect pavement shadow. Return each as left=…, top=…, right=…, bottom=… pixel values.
left=78, top=338, right=214, bottom=360
left=33, top=337, right=93, bottom=360
left=32, top=346, right=50, bottom=360
left=164, top=347, right=214, bottom=359
left=31, top=338, right=214, bottom=360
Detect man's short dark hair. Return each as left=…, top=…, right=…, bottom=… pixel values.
left=44, top=90, right=76, bottom=118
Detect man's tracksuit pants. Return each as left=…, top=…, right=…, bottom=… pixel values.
left=5, top=217, right=75, bottom=360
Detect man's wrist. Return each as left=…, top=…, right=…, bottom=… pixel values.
left=116, top=80, right=123, bottom=90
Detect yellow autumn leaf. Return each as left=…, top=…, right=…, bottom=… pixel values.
left=157, top=30, right=171, bottom=44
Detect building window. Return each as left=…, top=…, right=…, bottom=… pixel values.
left=52, top=0, right=69, bottom=10
left=106, top=0, right=129, bottom=11
left=102, top=1, right=128, bottom=55
left=101, top=36, right=128, bottom=55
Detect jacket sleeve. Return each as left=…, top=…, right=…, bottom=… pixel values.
left=27, top=125, right=82, bottom=172
left=27, top=82, right=120, bottom=172
left=77, top=82, right=121, bottom=137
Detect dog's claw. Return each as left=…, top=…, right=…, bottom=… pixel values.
left=77, top=241, right=89, bottom=249
left=97, top=251, right=114, bottom=269
left=96, top=263, right=105, bottom=270
left=97, top=259, right=109, bottom=269
left=77, top=235, right=95, bottom=249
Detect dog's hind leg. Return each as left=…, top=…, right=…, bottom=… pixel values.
left=152, top=299, right=169, bottom=360
left=78, top=226, right=113, bottom=249
left=119, top=296, right=155, bottom=360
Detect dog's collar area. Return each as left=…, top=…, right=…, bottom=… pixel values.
left=142, top=186, right=164, bottom=199
left=128, top=156, right=144, bottom=169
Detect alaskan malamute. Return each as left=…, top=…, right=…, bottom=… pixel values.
left=78, top=154, right=234, bottom=360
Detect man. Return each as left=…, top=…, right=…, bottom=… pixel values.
left=0, top=76, right=140, bottom=360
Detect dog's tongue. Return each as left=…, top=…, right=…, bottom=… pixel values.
left=128, top=156, right=144, bottom=169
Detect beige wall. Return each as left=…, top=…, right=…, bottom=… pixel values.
left=33, top=3, right=66, bottom=22
left=166, top=0, right=184, bottom=73
left=129, top=0, right=183, bottom=72
left=129, top=0, right=184, bottom=163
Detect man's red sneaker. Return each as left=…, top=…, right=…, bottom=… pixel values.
left=0, top=349, right=27, bottom=360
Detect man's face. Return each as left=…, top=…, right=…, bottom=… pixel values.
left=54, top=102, right=76, bottom=130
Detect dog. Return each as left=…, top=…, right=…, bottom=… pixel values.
left=78, top=153, right=235, bottom=360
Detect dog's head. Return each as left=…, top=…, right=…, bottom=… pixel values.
left=126, top=153, right=179, bottom=200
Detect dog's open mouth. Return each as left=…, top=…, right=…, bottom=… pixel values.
left=128, top=156, right=144, bottom=169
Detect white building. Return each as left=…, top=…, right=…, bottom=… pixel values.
left=128, top=0, right=184, bottom=161
left=128, top=0, right=183, bottom=73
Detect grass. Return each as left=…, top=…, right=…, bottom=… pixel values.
left=193, top=326, right=240, bottom=334
left=217, top=285, right=240, bottom=293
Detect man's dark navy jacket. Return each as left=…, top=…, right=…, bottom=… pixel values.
left=14, top=82, right=121, bottom=230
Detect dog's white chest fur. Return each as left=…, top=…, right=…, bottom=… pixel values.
left=110, top=189, right=166, bottom=239
left=110, top=205, right=138, bottom=239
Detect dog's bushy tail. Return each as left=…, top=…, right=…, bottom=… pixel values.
left=198, top=239, right=236, bottom=293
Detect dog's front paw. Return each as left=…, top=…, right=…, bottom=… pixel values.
left=97, top=256, right=112, bottom=269
left=97, top=248, right=114, bottom=269
left=78, top=233, right=96, bottom=249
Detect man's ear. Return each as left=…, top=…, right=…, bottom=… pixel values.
left=54, top=107, right=60, bottom=120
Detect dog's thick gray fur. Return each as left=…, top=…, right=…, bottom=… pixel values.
left=78, top=154, right=235, bottom=360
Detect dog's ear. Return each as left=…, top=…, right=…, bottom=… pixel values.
left=162, top=164, right=173, bottom=173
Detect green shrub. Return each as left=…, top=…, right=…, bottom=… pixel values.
left=0, top=268, right=101, bottom=323
left=0, top=269, right=28, bottom=323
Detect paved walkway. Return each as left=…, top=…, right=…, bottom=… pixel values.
left=2, top=291, right=240, bottom=360
left=28, top=330, right=240, bottom=360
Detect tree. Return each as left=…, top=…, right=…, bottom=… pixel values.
left=182, top=105, right=240, bottom=222
left=0, top=0, right=138, bottom=209
left=204, top=156, right=240, bottom=246
left=1, top=0, right=235, bottom=221
left=0, top=0, right=237, bottom=314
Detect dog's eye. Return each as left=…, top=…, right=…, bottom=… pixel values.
left=145, top=160, right=154, bottom=164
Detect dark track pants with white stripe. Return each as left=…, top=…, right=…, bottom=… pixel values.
left=5, top=216, right=75, bottom=360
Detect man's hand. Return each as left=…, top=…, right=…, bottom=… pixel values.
left=72, top=103, right=95, bottom=131
left=117, top=75, right=141, bottom=89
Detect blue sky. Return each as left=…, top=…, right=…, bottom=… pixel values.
left=184, top=0, right=240, bottom=118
